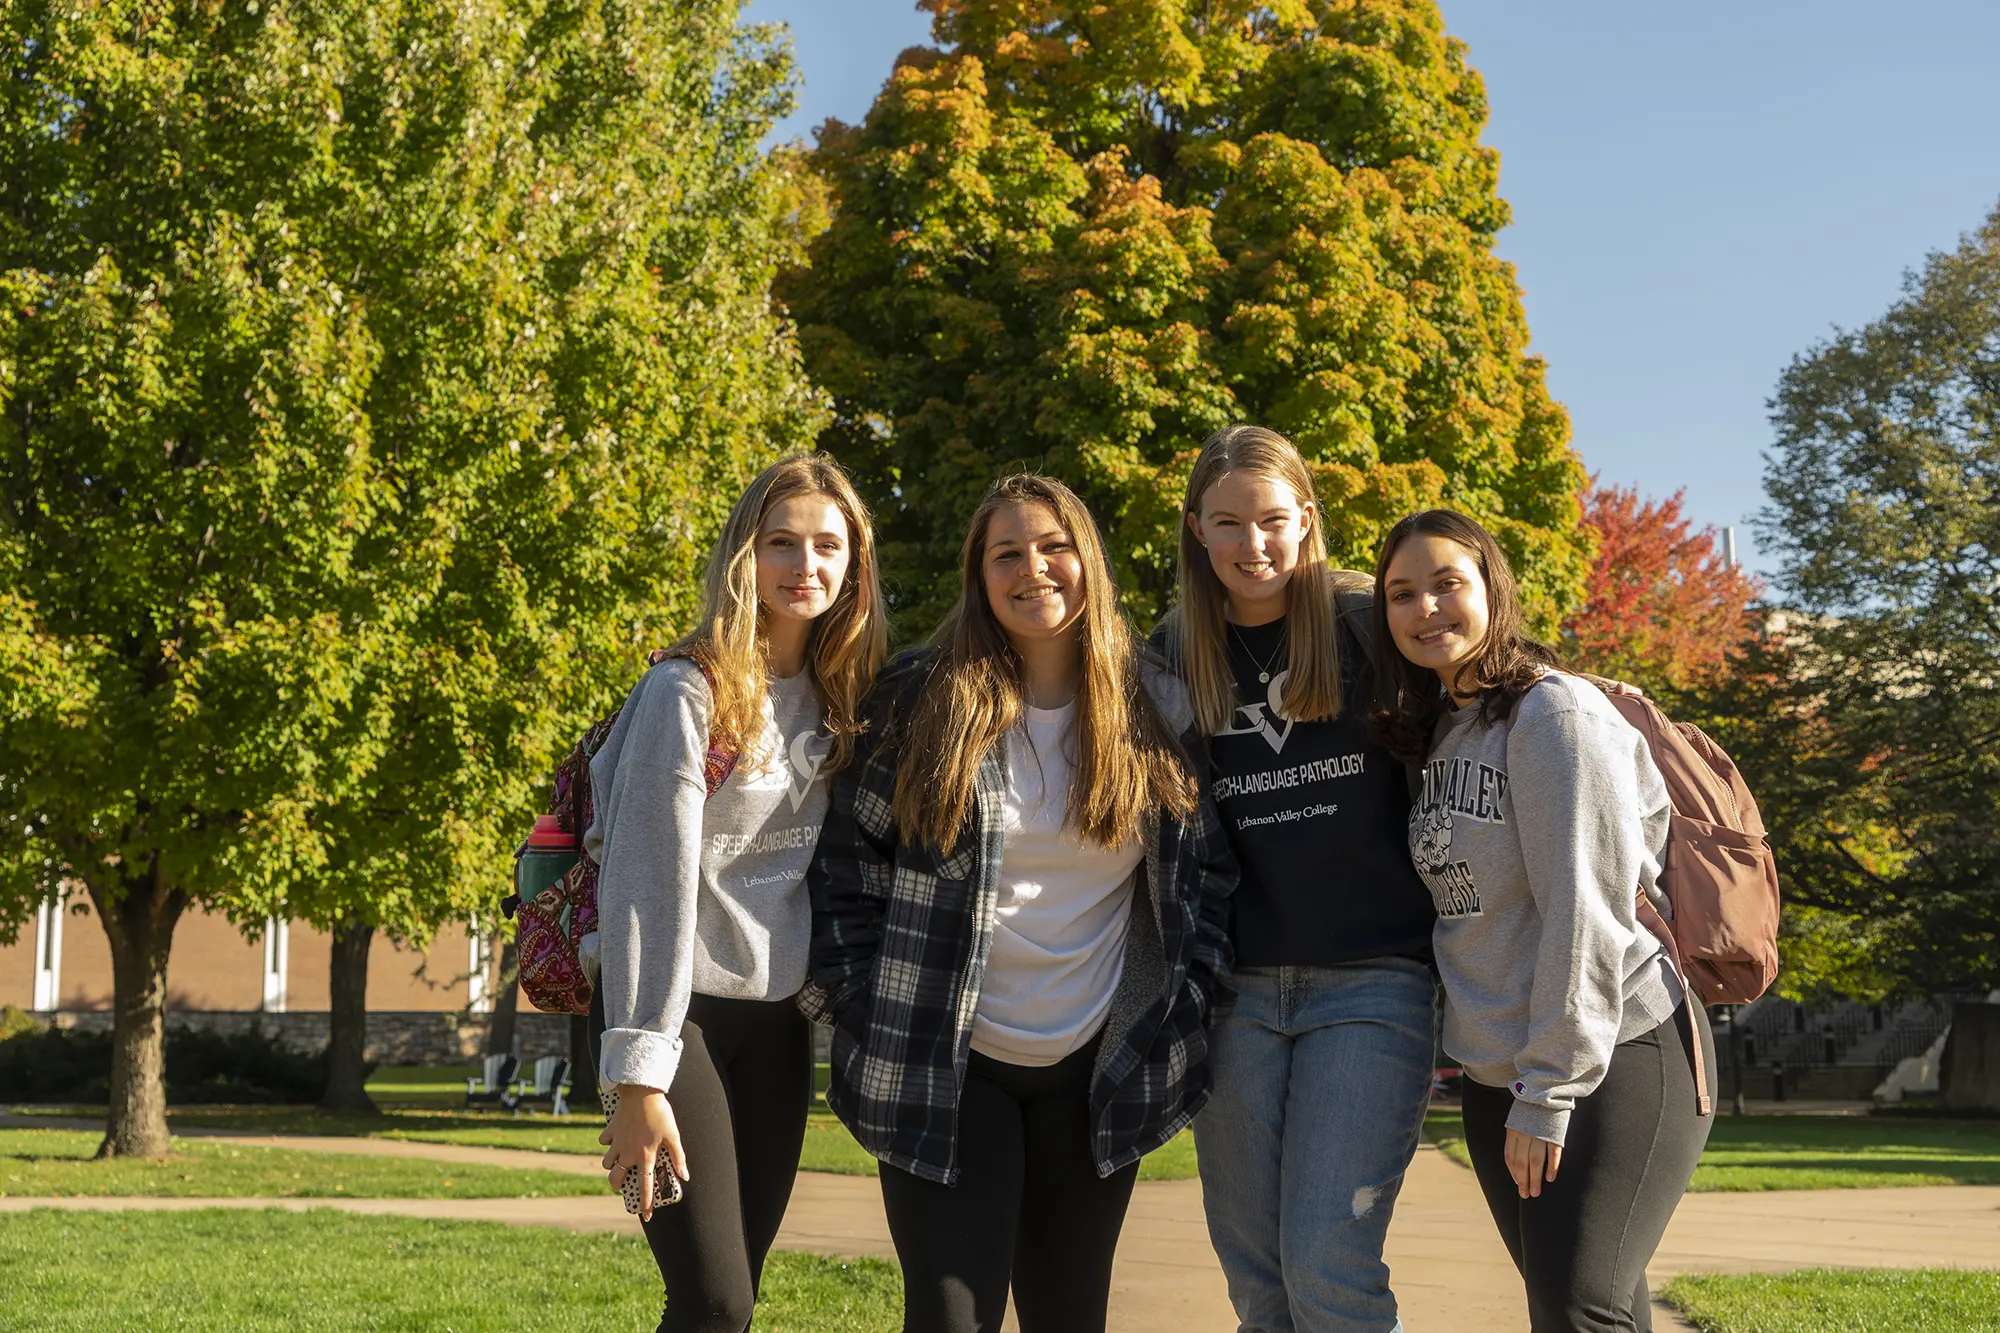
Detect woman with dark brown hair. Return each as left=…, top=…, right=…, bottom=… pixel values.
left=802, top=473, right=1237, bottom=1333
left=1372, top=508, right=1714, bottom=1333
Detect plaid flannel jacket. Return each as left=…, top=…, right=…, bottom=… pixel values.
left=798, top=649, right=1238, bottom=1185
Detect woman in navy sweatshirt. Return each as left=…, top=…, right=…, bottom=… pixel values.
left=1156, top=425, right=1438, bottom=1333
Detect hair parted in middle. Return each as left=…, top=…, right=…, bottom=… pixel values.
left=1367, top=508, right=1559, bottom=764
left=1173, top=424, right=1345, bottom=737
left=671, top=452, right=886, bottom=773
left=892, top=473, right=1197, bottom=852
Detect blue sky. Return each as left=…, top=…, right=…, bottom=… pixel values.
left=739, top=1, right=2000, bottom=574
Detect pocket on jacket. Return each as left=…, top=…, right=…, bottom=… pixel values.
left=827, top=1003, right=868, bottom=1108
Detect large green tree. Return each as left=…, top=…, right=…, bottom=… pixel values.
left=0, top=0, right=820, bottom=1155
left=1749, top=199, right=2000, bottom=994
left=782, top=0, right=1588, bottom=631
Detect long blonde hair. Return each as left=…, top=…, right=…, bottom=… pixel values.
left=673, top=454, right=886, bottom=772
left=893, top=474, right=1195, bottom=851
left=1173, top=424, right=1344, bottom=737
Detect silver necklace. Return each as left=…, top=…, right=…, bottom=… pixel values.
left=1229, top=625, right=1286, bottom=685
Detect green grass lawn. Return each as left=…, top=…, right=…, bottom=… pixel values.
left=1422, top=1109, right=2000, bottom=1190
left=1662, top=1268, right=2000, bottom=1332
left=0, top=1127, right=600, bottom=1199
left=360, top=1062, right=837, bottom=1111
left=16, top=1086, right=1203, bottom=1181
left=0, top=1208, right=900, bottom=1332
left=356, top=1061, right=1199, bottom=1177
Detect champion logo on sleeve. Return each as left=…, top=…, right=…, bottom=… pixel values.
left=1513, top=1081, right=1526, bottom=1096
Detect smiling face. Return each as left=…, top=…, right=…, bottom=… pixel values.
left=1186, top=470, right=1314, bottom=625
left=755, top=492, right=852, bottom=628
left=981, top=500, right=1084, bottom=648
left=1383, top=533, right=1492, bottom=698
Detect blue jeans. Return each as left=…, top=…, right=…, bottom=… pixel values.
left=1195, top=959, right=1438, bottom=1333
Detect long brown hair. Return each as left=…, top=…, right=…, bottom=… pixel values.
left=672, top=453, right=886, bottom=771
left=1369, top=509, right=1559, bottom=762
left=1173, top=424, right=1344, bottom=736
left=893, top=474, right=1196, bottom=851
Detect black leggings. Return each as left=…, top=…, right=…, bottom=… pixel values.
left=591, top=989, right=811, bottom=1333
left=1461, top=1001, right=1715, bottom=1333
left=877, top=1041, right=1139, bottom=1333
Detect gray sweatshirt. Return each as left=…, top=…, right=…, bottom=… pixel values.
left=1409, top=672, right=1680, bottom=1145
left=585, top=660, right=830, bottom=1094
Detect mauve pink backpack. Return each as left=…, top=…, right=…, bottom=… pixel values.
left=1591, top=679, right=1782, bottom=1113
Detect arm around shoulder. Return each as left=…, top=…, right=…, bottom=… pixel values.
left=799, top=654, right=923, bottom=1025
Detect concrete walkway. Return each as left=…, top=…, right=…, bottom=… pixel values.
left=7, top=1116, right=1997, bottom=1330
left=1655, top=1183, right=2000, bottom=1279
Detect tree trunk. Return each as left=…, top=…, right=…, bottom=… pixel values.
left=91, top=865, right=188, bottom=1159
left=319, top=921, right=378, bottom=1114
left=1941, top=1002, right=2000, bottom=1112
left=569, top=1011, right=598, bottom=1108
left=485, top=936, right=520, bottom=1058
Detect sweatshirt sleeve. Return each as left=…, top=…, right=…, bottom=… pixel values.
left=1502, top=704, right=1654, bottom=1145
left=592, top=666, right=709, bottom=1095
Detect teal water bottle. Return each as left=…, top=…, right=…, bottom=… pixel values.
left=514, top=814, right=579, bottom=914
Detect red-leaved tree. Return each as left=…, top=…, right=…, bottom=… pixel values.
left=1565, top=482, right=1764, bottom=691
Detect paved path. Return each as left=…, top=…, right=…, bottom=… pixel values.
left=0, top=1120, right=1540, bottom=1330
left=1654, top=1183, right=2000, bottom=1279
left=9, top=1116, right=1998, bottom=1329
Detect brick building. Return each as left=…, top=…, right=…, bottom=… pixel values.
left=0, top=896, right=569, bottom=1064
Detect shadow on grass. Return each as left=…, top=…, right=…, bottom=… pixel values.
left=1423, top=1107, right=2000, bottom=1189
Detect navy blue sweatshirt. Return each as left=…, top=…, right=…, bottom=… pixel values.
left=1180, top=615, right=1435, bottom=968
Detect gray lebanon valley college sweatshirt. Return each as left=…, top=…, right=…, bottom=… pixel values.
left=1409, top=671, right=1681, bottom=1146
left=585, top=659, right=830, bottom=1095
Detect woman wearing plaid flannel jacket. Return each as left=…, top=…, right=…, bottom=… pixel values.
left=800, top=474, right=1238, bottom=1333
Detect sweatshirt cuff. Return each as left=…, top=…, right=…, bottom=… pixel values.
left=1504, top=1097, right=1572, bottom=1147
left=599, top=1027, right=683, bottom=1095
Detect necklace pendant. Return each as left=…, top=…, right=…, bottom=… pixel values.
left=1258, top=671, right=1270, bottom=684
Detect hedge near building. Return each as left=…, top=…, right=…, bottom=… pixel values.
left=782, top=0, right=1590, bottom=631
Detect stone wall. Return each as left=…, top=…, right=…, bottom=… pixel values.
left=52, top=1009, right=577, bottom=1066
left=1712, top=1060, right=1890, bottom=1102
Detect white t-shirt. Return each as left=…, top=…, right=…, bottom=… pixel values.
left=971, top=701, right=1144, bottom=1067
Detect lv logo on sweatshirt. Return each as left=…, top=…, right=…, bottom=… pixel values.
left=784, top=730, right=830, bottom=813
left=1217, top=670, right=1296, bottom=754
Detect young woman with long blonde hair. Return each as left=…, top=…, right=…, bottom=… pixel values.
left=592, top=453, right=886, bottom=1333
left=802, top=473, right=1236, bottom=1333
left=1156, top=425, right=1438, bottom=1333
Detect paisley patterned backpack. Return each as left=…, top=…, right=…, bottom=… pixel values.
left=504, top=652, right=738, bottom=1015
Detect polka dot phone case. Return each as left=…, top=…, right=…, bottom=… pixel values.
left=600, top=1084, right=683, bottom=1212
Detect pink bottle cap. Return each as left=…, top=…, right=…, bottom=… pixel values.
left=525, top=814, right=572, bottom=848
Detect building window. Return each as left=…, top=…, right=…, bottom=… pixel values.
left=468, top=929, right=493, bottom=1015
left=32, top=893, right=63, bottom=1013
left=261, top=918, right=290, bottom=1013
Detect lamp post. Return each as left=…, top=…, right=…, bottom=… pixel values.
left=1730, top=1004, right=1745, bottom=1116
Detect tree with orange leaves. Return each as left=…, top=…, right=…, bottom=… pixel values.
left=781, top=0, right=1589, bottom=632
left=1565, top=482, right=1764, bottom=691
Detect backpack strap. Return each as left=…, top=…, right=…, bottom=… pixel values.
left=662, top=650, right=739, bottom=798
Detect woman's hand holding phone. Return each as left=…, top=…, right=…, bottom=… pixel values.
left=598, top=1083, right=689, bottom=1221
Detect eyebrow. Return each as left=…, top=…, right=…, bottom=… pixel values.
left=1384, top=565, right=1461, bottom=587
left=763, top=525, right=847, bottom=541
left=990, top=528, right=1069, bottom=548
